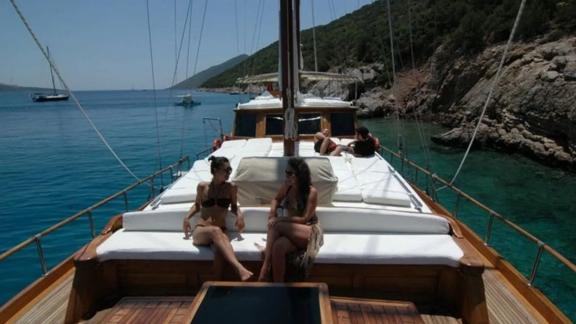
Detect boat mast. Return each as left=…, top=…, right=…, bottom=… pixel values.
left=47, top=46, right=57, bottom=95
left=280, top=0, right=300, bottom=156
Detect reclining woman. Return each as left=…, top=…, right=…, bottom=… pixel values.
left=258, top=157, right=323, bottom=282
left=183, top=156, right=253, bottom=281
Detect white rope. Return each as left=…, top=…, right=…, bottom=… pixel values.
left=146, top=0, right=164, bottom=177
left=443, top=0, right=527, bottom=189
left=9, top=0, right=142, bottom=182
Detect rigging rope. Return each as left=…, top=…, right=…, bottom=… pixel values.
left=443, top=0, right=527, bottom=189
left=9, top=0, right=142, bottom=182
left=185, top=0, right=195, bottom=80
left=385, top=0, right=402, bottom=154
left=310, top=0, right=319, bottom=72
left=146, top=0, right=164, bottom=180
left=249, top=0, right=266, bottom=76
left=170, top=0, right=194, bottom=89
left=180, top=0, right=209, bottom=158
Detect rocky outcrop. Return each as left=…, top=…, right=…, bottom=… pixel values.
left=416, top=37, right=576, bottom=170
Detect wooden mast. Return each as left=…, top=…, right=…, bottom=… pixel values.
left=281, top=0, right=300, bottom=156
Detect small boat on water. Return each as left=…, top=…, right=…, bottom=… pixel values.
left=174, top=94, right=201, bottom=107
left=31, top=46, right=69, bottom=103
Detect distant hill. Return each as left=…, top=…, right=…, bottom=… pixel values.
left=202, top=0, right=576, bottom=88
left=0, top=83, right=52, bottom=92
left=170, top=54, right=249, bottom=89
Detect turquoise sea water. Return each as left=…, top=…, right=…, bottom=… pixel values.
left=0, top=90, right=574, bottom=320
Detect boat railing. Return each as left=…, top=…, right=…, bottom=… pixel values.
left=0, top=155, right=190, bottom=275
left=380, top=145, right=576, bottom=287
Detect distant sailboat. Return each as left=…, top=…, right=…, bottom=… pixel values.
left=31, top=47, right=69, bottom=102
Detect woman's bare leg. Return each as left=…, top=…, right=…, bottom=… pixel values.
left=320, top=138, right=331, bottom=155
left=269, top=222, right=313, bottom=282
left=258, top=223, right=280, bottom=281
left=213, top=248, right=225, bottom=280
left=193, top=226, right=253, bottom=281
left=271, top=237, right=297, bottom=282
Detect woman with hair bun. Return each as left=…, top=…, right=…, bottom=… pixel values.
left=257, top=157, right=323, bottom=282
left=183, top=156, right=253, bottom=281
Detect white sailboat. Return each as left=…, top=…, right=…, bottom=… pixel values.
left=31, top=46, right=69, bottom=103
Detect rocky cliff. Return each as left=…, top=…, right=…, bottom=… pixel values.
left=353, top=36, right=576, bottom=170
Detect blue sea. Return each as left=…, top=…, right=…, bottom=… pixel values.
left=0, top=90, right=574, bottom=320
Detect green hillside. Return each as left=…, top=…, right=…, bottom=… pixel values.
left=170, top=54, right=249, bottom=89
left=0, top=83, right=52, bottom=92
left=203, top=0, right=576, bottom=88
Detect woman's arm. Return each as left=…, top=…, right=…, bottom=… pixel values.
left=230, top=184, right=245, bottom=232
left=279, top=186, right=318, bottom=224
left=183, top=183, right=203, bottom=238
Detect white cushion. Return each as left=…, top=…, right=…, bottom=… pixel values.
left=220, top=139, right=247, bottom=150
left=316, top=208, right=449, bottom=234
left=327, top=157, right=362, bottom=202
left=234, top=157, right=338, bottom=205
left=96, top=230, right=462, bottom=267
left=316, top=234, right=463, bottom=267
left=357, top=172, right=411, bottom=207
left=340, top=138, right=354, bottom=146
left=96, top=230, right=267, bottom=262
left=350, top=156, right=392, bottom=175
left=210, top=147, right=238, bottom=160
left=123, top=207, right=448, bottom=235
left=123, top=208, right=270, bottom=233
left=158, top=189, right=195, bottom=204
left=238, top=138, right=273, bottom=157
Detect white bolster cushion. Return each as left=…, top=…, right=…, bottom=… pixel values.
left=316, top=207, right=449, bottom=234
left=96, top=231, right=462, bottom=267
left=220, top=139, right=247, bottom=150
left=316, top=234, right=463, bottom=267
left=123, top=207, right=271, bottom=233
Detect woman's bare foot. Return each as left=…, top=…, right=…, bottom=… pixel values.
left=257, top=263, right=270, bottom=282
left=239, top=268, right=254, bottom=282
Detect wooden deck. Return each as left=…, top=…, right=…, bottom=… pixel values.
left=5, top=266, right=550, bottom=323
left=84, top=297, right=195, bottom=324
left=331, top=297, right=424, bottom=324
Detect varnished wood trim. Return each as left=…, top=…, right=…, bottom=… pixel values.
left=414, top=185, right=571, bottom=323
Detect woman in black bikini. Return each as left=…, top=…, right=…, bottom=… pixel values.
left=257, top=157, right=323, bottom=282
left=182, top=156, right=253, bottom=281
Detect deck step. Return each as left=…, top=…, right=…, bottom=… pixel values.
left=330, top=296, right=424, bottom=324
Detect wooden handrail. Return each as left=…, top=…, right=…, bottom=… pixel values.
left=0, top=156, right=189, bottom=262
left=380, top=145, right=576, bottom=275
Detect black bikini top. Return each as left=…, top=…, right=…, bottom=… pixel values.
left=201, top=198, right=232, bottom=209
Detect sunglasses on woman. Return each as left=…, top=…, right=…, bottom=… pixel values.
left=285, top=170, right=295, bottom=177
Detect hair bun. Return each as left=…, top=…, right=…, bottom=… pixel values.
left=208, top=156, right=215, bottom=162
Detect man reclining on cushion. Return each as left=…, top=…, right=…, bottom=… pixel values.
left=183, top=156, right=253, bottom=281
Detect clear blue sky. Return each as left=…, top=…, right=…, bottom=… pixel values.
left=0, top=0, right=374, bottom=90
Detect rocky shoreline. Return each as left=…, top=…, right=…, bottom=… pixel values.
left=351, top=36, right=576, bottom=171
